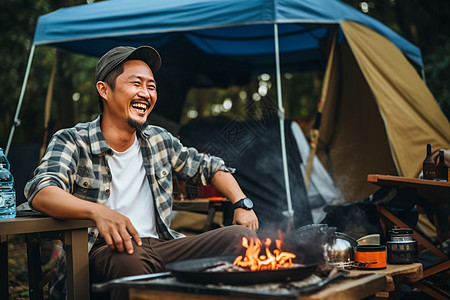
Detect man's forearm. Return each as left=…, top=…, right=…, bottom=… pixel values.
left=32, top=185, right=101, bottom=220
left=210, top=171, right=246, bottom=204
left=211, top=171, right=259, bottom=231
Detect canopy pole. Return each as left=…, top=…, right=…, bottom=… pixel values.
left=5, top=45, right=36, bottom=156
left=274, top=23, right=294, bottom=229
left=304, top=29, right=337, bottom=189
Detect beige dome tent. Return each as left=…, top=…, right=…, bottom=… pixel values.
left=315, top=21, right=450, bottom=202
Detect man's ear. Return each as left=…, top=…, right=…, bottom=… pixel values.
left=96, top=81, right=108, bottom=100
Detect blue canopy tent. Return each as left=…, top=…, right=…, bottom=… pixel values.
left=30, top=0, right=422, bottom=65
left=10, top=0, right=449, bottom=228
left=10, top=0, right=424, bottom=129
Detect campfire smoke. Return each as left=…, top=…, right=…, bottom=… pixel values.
left=284, top=224, right=336, bottom=264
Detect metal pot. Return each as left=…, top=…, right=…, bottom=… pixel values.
left=386, top=241, right=418, bottom=264
left=388, top=228, right=413, bottom=242
left=326, top=232, right=357, bottom=268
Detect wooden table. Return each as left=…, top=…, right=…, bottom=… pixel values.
left=125, top=263, right=423, bottom=300
left=0, top=216, right=95, bottom=300
left=368, top=174, right=449, bottom=299
left=367, top=174, right=449, bottom=259
left=351, top=263, right=423, bottom=299
left=296, top=263, right=422, bottom=300
left=367, top=174, right=450, bottom=204
left=299, top=272, right=386, bottom=300
left=127, top=272, right=387, bottom=300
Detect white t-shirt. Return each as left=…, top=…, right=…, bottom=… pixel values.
left=106, top=136, right=158, bottom=238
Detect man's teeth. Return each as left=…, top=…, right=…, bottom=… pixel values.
left=132, top=103, right=147, bottom=111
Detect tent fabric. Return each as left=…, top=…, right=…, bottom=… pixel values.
left=178, top=119, right=344, bottom=228
left=178, top=119, right=315, bottom=231
left=341, top=21, right=450, bottom=177
left=316, top=21, right=450, bottom=202
left=33, top=0, right=423, bottom=69
left=318, top=32, right=399, bottom=201
left=291, top=122, right=344, bottom=223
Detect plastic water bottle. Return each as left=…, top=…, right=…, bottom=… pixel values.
left=0, top=148, right=16, bottom=218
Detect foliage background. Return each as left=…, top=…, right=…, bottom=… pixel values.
left=1, top=0, right=449, bottom=151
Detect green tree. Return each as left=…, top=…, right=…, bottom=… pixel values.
left=0, top=0, right=98, bottom=150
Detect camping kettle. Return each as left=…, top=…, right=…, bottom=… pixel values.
left=326, top=232, right=357, bottom=269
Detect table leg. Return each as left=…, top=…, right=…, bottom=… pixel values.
left=64, top=228, right=90, bottom=300
left=413, top=282, right=449, bottom=300
left=26, top=233, right=43, bottom=300
left=0, top=235, right=8, bottom=300
left=204, top=206, right=217, bottom=232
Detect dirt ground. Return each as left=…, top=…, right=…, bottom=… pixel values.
left=7, top=235, right=34, bottom=299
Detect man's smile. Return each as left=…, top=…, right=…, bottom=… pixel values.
left=131, top=100, right=150, bottom=115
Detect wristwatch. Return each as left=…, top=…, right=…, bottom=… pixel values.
left=233, top=197, right=254, bottom=210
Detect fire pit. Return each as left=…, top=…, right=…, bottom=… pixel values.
left=166, top=255, right=320, bottom=285
left=166, top=236, right=321, bottom=285
left=91, top=265, right=346, bottom=299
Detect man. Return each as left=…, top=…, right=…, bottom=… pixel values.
left=25, top=46, right=258, bottom=299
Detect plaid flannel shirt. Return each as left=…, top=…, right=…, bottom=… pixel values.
left=24, top=115, right=232, bottom=299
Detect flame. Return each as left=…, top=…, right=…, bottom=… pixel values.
left=233, top=236, right=296, bottom=271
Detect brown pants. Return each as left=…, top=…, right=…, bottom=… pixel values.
left=89, top=225, right=257, bottom=299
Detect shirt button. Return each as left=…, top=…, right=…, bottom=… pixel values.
left=162, top=170, right=167, bottom=176
left=105, top=189, right=110, bottom=194
left=83, top=182, right=89, bottom=187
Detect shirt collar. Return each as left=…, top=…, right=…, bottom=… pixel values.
left=88, top=115, right=112, bottom=155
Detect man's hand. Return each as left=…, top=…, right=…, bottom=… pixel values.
left=32, top=186, right=142, bottom=254
left=233, top=208, right=259, bottom=232
left=432, top=149, right=450, bottom=167
left=92, top=205, right=142, bottom=254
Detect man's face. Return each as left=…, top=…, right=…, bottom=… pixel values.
left=106, top=59, right=157, bottom=129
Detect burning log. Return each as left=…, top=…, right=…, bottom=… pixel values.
left=203, top=261, right=252, bottom=273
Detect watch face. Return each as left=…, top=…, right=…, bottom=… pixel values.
left=243, top=198, right=253, bottom=209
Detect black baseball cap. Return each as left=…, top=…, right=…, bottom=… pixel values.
left=95, top=46, right=162, bottom=82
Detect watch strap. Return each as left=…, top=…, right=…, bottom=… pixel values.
left=233, top=197, right=253, bottom=210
